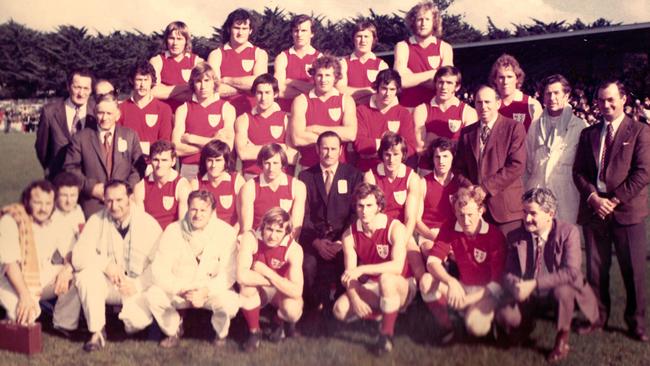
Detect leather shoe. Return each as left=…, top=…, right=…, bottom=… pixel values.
left=629, top=328, right=649, bottom=342
left=576, top=321, right=604, bottom=335
left=83, top=329, right=106, bottom=352
left=547, top=330, right=570, bottom=363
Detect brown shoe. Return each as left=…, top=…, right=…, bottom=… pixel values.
left=212, top=337, right=227, bottom=347
left=547, top=330, right=570, bottom=363
left=83, top=329, right=106, bottom=352
left=577, top=320, right=604, bottom=335
left=160, top=334, right=180, bottom=348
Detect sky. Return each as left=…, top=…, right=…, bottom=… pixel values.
left=1, top=0, right=648, bottom=36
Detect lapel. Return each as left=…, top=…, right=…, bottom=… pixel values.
left=467, top=123, right=480, bottom=166
left=608, top=116, right=632, bottom=161
left=55, top=102, right=71, bottom=139
left=90, top=127, right=109, bottom=174
left=314, top=166, right=328, bottom=204
left=589, top=122, right=603, bottom=165
left=515, top=234, right=531, bottom=277
left=543, top=220, right=559, bottom=272
left=483, top=116, right=504, bottom=159
left=111, top=126, right=126, bottom=173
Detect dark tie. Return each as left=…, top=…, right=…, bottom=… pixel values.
left=599, top=123, right=614, bottom=181
left=324, top=169, right=334, bottom=196
left=104, top=131, right=113, bottom=177
left=533, top=238, right=544, bottom=278
left=480, top=124, right=491, bottom=146
left=71, top=106, right=81, bottom=134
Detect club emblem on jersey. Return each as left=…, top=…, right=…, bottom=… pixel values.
left=473, top=248, right=487, bottom=263
left=448, top=119, right=462, bottom=133
left=328, top=107, right=342, bottom=121
left=270, top=258, right=285, bottom=269
left=393, top=190, right=407, bottom=205
left=366, top=69, right=379, bottom=83
left=427, top=55, right=441, bottom=69
left=387, top=120, right=400, bottom=133
left=512, top=113, right=526, bottom=123
left=208, top=114, right=221, bottom=127
left=145, top=114, right=158, bottom=127
left=270, top=125, right=284, bottom=139
left=219, top=195, right=233, bottom=209
left=181, top=69, right=191, bottom=82
left=242, top=59, right=254, bottom=72
left=376, top=244, right=390, bottom=259
left=279, top=199, right=293, bottom=211
left=304, top=64, right=312, bottom=76
left=162, top=196, right=175, bottom=211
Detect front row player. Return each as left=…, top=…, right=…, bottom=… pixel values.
left=333, top=183, right=415, bottom=355
left=238, top=207, right=304, bottom=351
left=419, top=185, right=505, bottom=342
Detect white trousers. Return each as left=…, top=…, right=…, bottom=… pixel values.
left=145, top=285, right=240, bottom=339
left=75, top=268, right=152, bottom=333
left=0, top=268, right=81, bottom=330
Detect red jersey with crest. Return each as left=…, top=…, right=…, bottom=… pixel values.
left=252, top=174, right=294, bottom=229
left=355, top=98, right=417, bottom=172
left=351, top=214, right=407, bottom=281
left=198, top=172, right=238, bottom=226
left=277, top=47, right=321, bottom=112
left=242, top=106, right=288, bottom=176
left=299, top=90, right=348, bottom=167
left=181, top=98, right=227, bottom=165
left=421, top=173, right=459, bottom=229
left=143, top=172, right=181, bottom=229
left=253, top=234, right=296, bottom=278
left=400, top=37, right=443, bottom=108
left=219, top=43, right=258, bottom=116
left=371, top=163, right=415, bottom=222
left=344, top=54, right=384, bottom=89
left=429, top=220, right=506, bottom=286
left=499, top=94, right=533, bottom=131
left=119, top=98, right=173, bottom=147
left=424, top=98, right=468, bottom=141
left=159, top=52, right=197, bottom=112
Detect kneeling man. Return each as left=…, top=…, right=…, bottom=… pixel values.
left=238, top=207, right=304, bottom=351
left=146, top=190, right=239, bottom=348
left=333, top=183, right=414, bottom=355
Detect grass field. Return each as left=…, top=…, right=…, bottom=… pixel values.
left=0, top=133, right=649, bottom=365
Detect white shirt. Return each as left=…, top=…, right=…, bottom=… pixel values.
left=596, top=113, right=625, bottom=192
left=50, top=205, right=86, bottom=256
left=320, top=162, right=339, bottom=183
left=65, top=98, right=88, bottom=134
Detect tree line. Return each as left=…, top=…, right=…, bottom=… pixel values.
left=0, top=3, right=617, bottom=99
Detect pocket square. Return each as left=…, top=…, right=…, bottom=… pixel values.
left=623, top=142, right=630, bottom=146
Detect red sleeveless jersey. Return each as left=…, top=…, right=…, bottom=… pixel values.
left=424, top=98, right=467, bottom=141
left=159, top=52, right=197, bottom=112
left=355, top=98, right=417, bottom=172
left=198, top=172, right=238, bottom=225
left=421, top=173, right=459, bottom=229
left=351, top=214, right=407, bottom=281
left=219, top=43, right=257, bottom=116
left=253, top=174, right=294, bottom=229
left=181, top=97, right=227, bottom=165
left=345, top=54, right=383, bottom=89
left=242, top=106, right=288, bottom=176
left=118, top=98, right=173, bottom=145
left=400, top=37, right=442, bottom=108
left=253, top=233, right=295, bottom=278
left=499, top=94, right=532, bottom=131
left=277, top=47, right=321, bottom=112
left=371, top=163, right=415, bottom=222
left=143, top=171, right=181, bottom=229
left=298, top=90, right=347, bottom=167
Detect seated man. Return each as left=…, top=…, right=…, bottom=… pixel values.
left=239, top=144, right=306, bottom=237
left=497, top=188, right=599, bottom=362
left=0, top=180, right=80, bottom=333
left=51, top=172, right=86, bottom=256
left=238, top=207, right=304, bottom=351
left=72, top=180, right=162, bottom=351
left=332, top=183, right=415, bottom=355
left=134, top=140, right=191, bottom=230
left=419, top=185, right=505, bottom=342
left=235, top=74, right=298, bottom=179
left=146, top=190, right=239, bottom=348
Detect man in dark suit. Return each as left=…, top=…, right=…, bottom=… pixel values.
left=572, top=80, right=650, bottom=342
left=64, top=92, right=145, bottom=217
left=298, top=131, right=363, bottom=309
left=454, top=85, right=526, bottom=237
left=498, top=188, right=599, bottom=362
left=35, top=69, right=96, bottom=179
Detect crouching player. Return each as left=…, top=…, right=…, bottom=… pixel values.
left=238, top=207, right=304, bottom=351
left=333, top=183, right=415, bottom=355
left=146, top=190, right=239, bottom=348
left=419, top=185, right=505, bottom=342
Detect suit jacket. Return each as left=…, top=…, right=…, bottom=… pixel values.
left=63, top=124, right=145, bottom=217
left=503, top=220, right=597, bottom=315
left=298, top=163, right=363, bottom=255
left=572, top=115, right=650, bottom=225
left=454, top=114, right=527, bottom=223
left=35, top=99, right=96, bottom=179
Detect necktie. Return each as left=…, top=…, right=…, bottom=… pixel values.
left=533, top=237, right=544, bottom=278
left=324, top=169, right=334, bottom=196
left=599, top=123, right=614, bottom=181
left=480, top=124, right=491, bottom=146
left=104, top=131, right=113, bottom=177
left=71, top=106, right=81, bottom=134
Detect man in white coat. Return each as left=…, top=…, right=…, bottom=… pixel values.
left=146, top=190, right=239, bottom=348
left=525, top=74, right=588, bottom=223
left=72, top=180, right=162, bottom=352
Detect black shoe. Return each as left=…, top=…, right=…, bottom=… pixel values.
left=374, top=334, right=393, bottom=355
left=83, top=329, right=106, bottom=352
left=285, top=322, right=299, bottom=338
left=52, top=326, right=74, bottom=339
left=269, top=322, right=286, bottom=343
left=243, top=331, right=261, bottom=352
left=629, top=328, right=649, bottom=342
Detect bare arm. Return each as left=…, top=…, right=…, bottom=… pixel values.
left=238, top=180, right=255, bottom=234
left=221, top=49, right=269, bottom=92
left=234, top=113, right=262, bottom=160
left=263, top=244, right=304, bottom=298
left=176, top=177, right=191, bottom=220
left=171, top=104, right=200, bottom=156
left=289, top=94, right=319, bottom=146
left=237, top=231, right=272, bottom=287
left=393, top=41, right=436, bottom=89
left=290, top=179, right=306, bottom=239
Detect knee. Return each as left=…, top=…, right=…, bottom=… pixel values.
left=496, top=304, right=522, bottom=329
left=281, top=298, right=303, bottom=323
left=378, top=273, right=397, bottom=295
left=74, top=268, right=103, bottom=289
left=465, top=308, right=494, bottom=337
left=332, top=295, right=349, bottom=321
left=144, top=286, right=167, bottom=307
left=553, top=285, right=575, bottom=304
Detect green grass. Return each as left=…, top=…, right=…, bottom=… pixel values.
left=0, top=133, right=649, bottom=365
